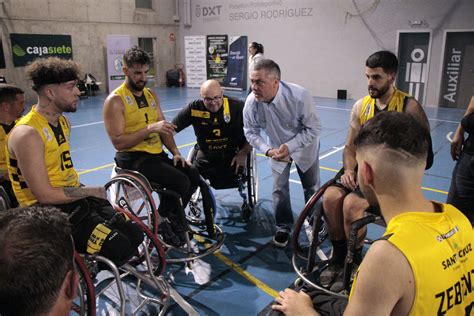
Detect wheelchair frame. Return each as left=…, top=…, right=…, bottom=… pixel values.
left=291, top=179, right=384, bottom=298
left=186, top=145, right=258, bottom=221
left=108, top=166, right=225, bottom=264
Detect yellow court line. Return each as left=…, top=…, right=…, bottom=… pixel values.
left=213, top=251, right=279, bottom=298
left=421, top=186, right=448, bottom=195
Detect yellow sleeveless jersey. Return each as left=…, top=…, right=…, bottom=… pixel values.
left=0, top=122, right=16, bottom=173
left=349, top=203, right=474, bottom=315
left=359, top=88, right=410, bottom=125
left=113, top=83, right=163, bottom=154
left=6, top=106, right=80, bottom=206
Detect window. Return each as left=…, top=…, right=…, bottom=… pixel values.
left=136, top=0, right=152, bottom=9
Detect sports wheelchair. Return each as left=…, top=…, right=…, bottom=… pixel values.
left=186, top=145, right=259, bottom=222
left=108, top=165, right=225, bottom=264
left=72, top=179, right=204, bottom=316
left=291, top=179, right=386, bottom=298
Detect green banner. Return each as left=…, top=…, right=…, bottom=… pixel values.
left=10, top=33, right=73, bottom=67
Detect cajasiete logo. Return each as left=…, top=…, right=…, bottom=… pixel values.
left=13, top=43, right=72, bottom=57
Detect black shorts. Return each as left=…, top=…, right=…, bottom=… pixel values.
left=53, top=196, right=144, bottom=266
left=193, top=150, right=241, bottom=190
left=331, top=168, right=364, bottom=198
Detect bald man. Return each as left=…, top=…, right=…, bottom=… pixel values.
left=172, top=80, right=251, bottom=189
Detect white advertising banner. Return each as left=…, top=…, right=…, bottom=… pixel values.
left=184, top=36, right=207, bottom=88
left=106, top=35, right=134, bottom=93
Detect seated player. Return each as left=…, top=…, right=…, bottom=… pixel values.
left=272, top=112, right=474, bottom=316
left=172, top=79, right=251, bottom=189
left=0, top=206, right=78, bottom=316
left=0, top=83, right=25, bottom=207
left=103, top=46, right=199, bottom=247
left=321, top=51, right=434, bottom=285
left=7, top=57, right=143, bottom=267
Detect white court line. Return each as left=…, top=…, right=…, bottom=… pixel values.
left=71, top=104, right=458, bottom=129
left=447, top=132, right=453, bottom=143
left=289, top=146, right=344, bottom=174
left=71, top=107, right=182, bottom=129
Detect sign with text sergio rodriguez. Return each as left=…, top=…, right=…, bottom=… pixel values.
left=10, top=33, right=73, bottom=67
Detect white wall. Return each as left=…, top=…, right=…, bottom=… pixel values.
left=179, top=0, right=474, bottom=106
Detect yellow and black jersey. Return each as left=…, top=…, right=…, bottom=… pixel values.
left=6, top=106, right=80, bottom=206
left=172, top=96, right=246, bottom=154
left=113, top=83, right=163, bottom=154
left=349, top=203, right=474, bottom=315
left=0, top=121, right=16, bottom=174
left=359, top=88, right=410, bottom=125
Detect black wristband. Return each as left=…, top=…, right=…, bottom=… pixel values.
left=265, top=148, right=272, bottom=157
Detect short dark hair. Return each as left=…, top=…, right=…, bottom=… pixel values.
left=250, top=42, right=264, bottom=54
left=365, top=50, right=399, bottom=74
left=253, top=59, right=281, bottom=80
left=0, top=206, right=73, bottom=316
left=123, top=46, right=150, bottom=68
left=354, top=111, right=429, bottom=161
left=0, top=84, right=24, bottom=104
left=26, top=57, right=81, bottom=92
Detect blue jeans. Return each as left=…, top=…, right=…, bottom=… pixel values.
left=447, top=152, right=474, bottom=223
left=272, top=158, right=320, bottom=232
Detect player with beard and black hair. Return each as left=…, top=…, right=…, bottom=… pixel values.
left=319, top=51, right=434, bottom=290
left=103, top=47, right=199, bottom=247
left=6, top=57, right=143, bottom=268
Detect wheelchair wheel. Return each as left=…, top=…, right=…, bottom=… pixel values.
left=105, top=175, right=158, bottom=234
left=71, top=253, right=96, bottom=316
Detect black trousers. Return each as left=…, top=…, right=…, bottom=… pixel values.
left=115, top=151, right=200, bottom=228
left=54, top=196, right=144, bottom=266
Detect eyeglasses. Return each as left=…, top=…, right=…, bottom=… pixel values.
left=201, top=96, right=222, bottom=103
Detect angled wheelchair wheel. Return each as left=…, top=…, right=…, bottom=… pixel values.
left=105, top=174, right=158, bottom=234
left=186, top=177, right=217, bottom=235
left=71, top=253, right=96, bottom=316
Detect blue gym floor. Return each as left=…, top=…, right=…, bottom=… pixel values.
left=61, top=86, right=463, bottom=315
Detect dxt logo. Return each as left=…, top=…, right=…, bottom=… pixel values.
left=195, top=5, right=222, bottom=17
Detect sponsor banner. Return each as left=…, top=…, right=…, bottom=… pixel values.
left=184, top=36, right=207, bottom=88
left=0, top=36, right=5, bottom=69
left=10, top=33, right=73, bottom=67
left=396, top=32, right=430, bottom=105
left=194, top=1, right=314, bottom=24
left=222, top=36, right=247, bottom=90
left=438, top=32, right=474, bottom=108
left=206, top=35, right=228, bottom=82
left=106, top=35, right=134, bottom=93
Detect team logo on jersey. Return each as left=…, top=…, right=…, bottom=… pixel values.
left=125, top=95, right=133, bottom=105
left=43, top=127, right=52, bottom=141
left=224, top=114, right=231, bottom=123
left=151, top=100, right=156, bottom=108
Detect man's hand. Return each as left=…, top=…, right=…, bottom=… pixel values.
left=340, top=169, right=357, bottom=190
left=148, top=120, right=176, bottom=136
left=450, top=130, right=464, bottom=161
left=269, top=144, right=291, bottom=162
left=231, top=151, right=247, bottom=174
left=272, top=289, right=320, bottom=316
left=172, top=153, right=187, bottom=167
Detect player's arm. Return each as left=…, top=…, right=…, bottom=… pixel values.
left=344, top=240, right=414, bottom=315
left=341, top=99, right=362, bottom=190
left=171, top=103, right=192, bottom=134
left=103, top=94, right=174, bottom=151
left=404, top=99, right=433, bottom=169
left=8, top=126, right=105, bottom=204
left=451, top=96, right=474, bottom=160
